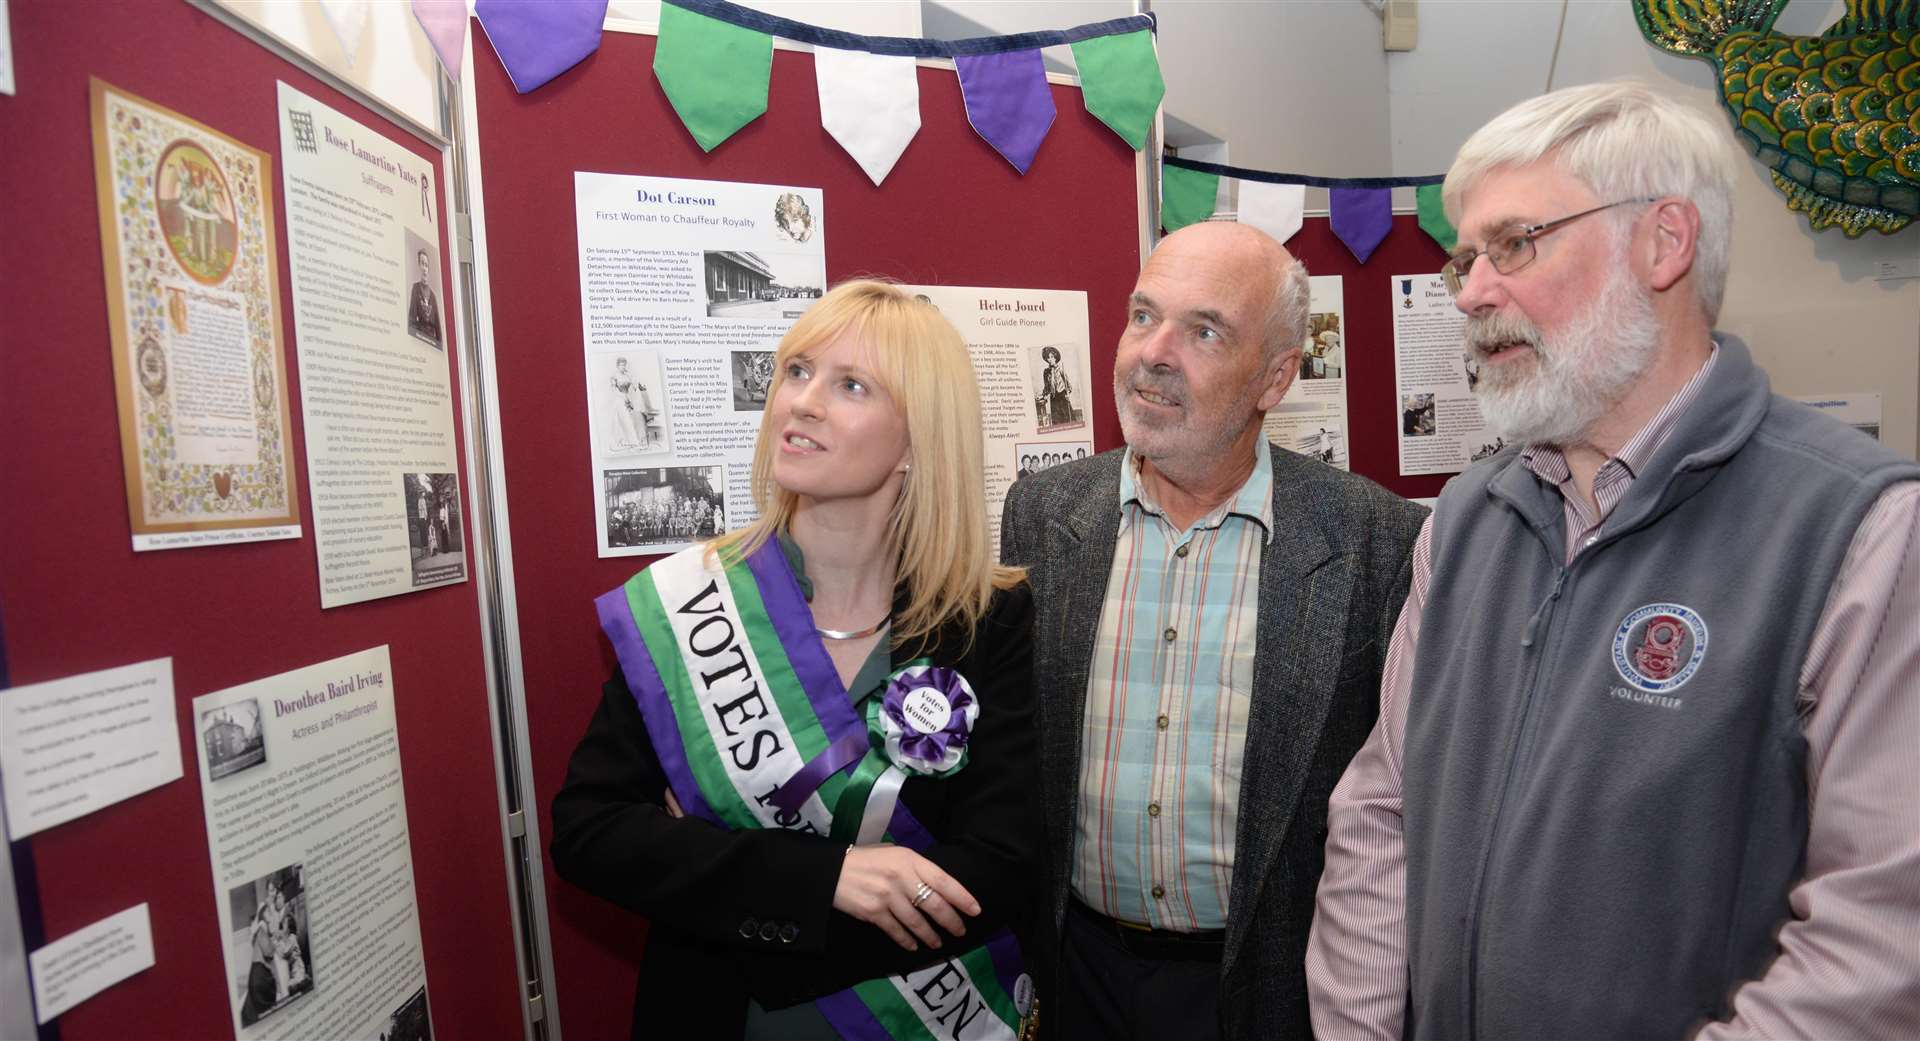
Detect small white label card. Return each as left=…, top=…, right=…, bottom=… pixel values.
left=29, top=904, right=157, bottom=1023
left=0, top=658, right=183, bottom=839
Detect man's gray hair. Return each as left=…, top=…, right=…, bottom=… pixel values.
left=1266, top=253, right=1311, bottom=361
left=1443, top=80, right=1738, bottom=323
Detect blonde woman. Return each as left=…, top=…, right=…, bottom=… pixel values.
left=554, top=281, right=1040, bottom=1040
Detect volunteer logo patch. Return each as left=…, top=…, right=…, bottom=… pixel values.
left=1612, top=603, right=1708, bottom=693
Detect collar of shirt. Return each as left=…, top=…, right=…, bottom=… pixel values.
left=1519, top=341, right=1721, bottom=521
left=1117, top=441, right=1275, bottom=544
left=777, top=529, right=895, bottom=704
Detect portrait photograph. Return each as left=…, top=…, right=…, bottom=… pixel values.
left=403, top=229, right=442, bottom=350
left=731, top=350, right=775, bottom=411
left=1030, top=344, right=1088, bottom=434
left=589, top=350, right=670, bottom=456
left=405, top=472, right=466, bottom=587
left=228, top=864, right=315, bottom=1028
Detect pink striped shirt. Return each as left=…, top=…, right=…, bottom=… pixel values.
left=1306, top=356, right=1920, bottom=1038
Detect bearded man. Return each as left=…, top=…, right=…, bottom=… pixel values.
left=1306, top=81, right=1920, bottom=1040
left=1000, top=221, right=1424, bottom=1040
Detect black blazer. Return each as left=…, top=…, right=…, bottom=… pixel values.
left=1000, top=445, right=1425, bottom=1040
left=551, top=582, right=1041, bottom=1039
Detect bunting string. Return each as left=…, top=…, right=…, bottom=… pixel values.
left=663, top=0, right=1155, bottom=59
left=1160, top=155, right=1458, bottom=261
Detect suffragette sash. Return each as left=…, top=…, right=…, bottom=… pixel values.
left=596, top=540, right=1030, bottom=1041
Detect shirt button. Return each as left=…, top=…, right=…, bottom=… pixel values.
left=1584, top=535, right=1599, bottom=547
left=1156, top=714, right=1169, bottom=729
left=759, top=921, right=780, bottom=941
left=738, top=918, right=758, bottom=939
left=779, top=923, right=800, bottom=944
left=1175, top=543, right=1189, bottom=558
left=1151, top=885, right=1166, bottom=899
left=1148, top=802, right=1160, bottom=817
left=1163, top=627, right=1176, bottom=642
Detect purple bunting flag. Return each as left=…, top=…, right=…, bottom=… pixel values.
left=1329, top=187, right=1393, bottom=264
left=955, top=49, right=1055, bottom=175
left=411, top=0, right=469, bottom=80
left=474, top=0, right=609, bottom=94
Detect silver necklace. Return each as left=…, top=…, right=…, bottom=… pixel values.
left=817, top=617, right=889, bottom=640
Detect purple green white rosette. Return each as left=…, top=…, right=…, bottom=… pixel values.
left=869, top=664, right=975, bottom=778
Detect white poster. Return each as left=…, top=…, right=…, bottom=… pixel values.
left=277, top=81, right=465, bottom=607
left=576, top=172, right=826, bottom=557
left=0, top=658, right=182, bottom=840
left=1264, top=274, right=1350, bottom=469
left=1391, top=273, right=1496, bottom=475
left=900, top=285, right=1092, bottom=555
left=1794, top=392, right=1883, bottom=443
left=193, top=646, right=431, bottom=1041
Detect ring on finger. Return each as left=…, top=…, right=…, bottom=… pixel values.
left=911, top=882, right=934, bottom=908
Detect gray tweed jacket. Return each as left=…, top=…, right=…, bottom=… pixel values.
left=999, top=443, right=1425, bottom=1041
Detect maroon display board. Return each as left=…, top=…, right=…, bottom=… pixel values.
left=470, top=27, right=1144, bottom=1038
left=1283, top=213, right=1457, bottom=502
left=0, top=3, right=521, bottom=1037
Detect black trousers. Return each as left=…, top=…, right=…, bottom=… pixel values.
left=1054, top=901, right=1222, bottom=1041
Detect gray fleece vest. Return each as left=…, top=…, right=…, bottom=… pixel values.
left=1402, top=336, right=1919, bottom=1040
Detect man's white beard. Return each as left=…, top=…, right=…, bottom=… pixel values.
left=1465, top=257, right=1661, bottom=448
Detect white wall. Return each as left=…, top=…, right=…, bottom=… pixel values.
left=1389, top=0, right=1920, bottom=455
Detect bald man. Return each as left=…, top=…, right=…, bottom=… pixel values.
left=1000, top=223, right=1425, bottom=1040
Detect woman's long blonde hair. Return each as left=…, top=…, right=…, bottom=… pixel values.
left=709, top=280, right=1023, bottom=651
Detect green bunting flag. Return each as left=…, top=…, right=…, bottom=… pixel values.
left=653, top=2, right=772, bottom=152
left=1161, top=163, right=1219, bottom=232
left=1416, top=183, right=1458, bottom=252
left=1070, top=29, right=1165, bottom=152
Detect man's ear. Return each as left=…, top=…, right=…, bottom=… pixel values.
left=1258, top=348, right=1301, bottom=412
left=1644, top=198, right=1700, bottom=294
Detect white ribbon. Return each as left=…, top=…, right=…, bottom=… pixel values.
left=856, top=765, right=908, bottom=845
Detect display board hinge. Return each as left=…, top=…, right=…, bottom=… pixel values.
left=456, top=210, right=475, bottom=266
left=528, top=991, right=546, bottom=1023
left=507, top=809, right=526, bottom=838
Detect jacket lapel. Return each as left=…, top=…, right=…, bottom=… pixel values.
left=1222, top=449, right=1342, bottom=972
left=1043, top=460, right=1123, bottom=926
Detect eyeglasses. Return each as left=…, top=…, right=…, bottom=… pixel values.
left=1439, top=197, right=1658, bottom=296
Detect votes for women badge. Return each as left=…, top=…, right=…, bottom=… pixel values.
left=871, top=664, right=977, bottom=778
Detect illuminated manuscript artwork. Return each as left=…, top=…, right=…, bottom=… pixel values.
left=90, top=79, right=300, bottom=549
left=1635, top=0, right=1920, bottom=236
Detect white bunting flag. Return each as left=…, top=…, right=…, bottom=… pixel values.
left=815, top=46, right=921, bottom=186
left=1237, top=181, right=1306, bottom=245
left=318, top=0, right=373, bottom=67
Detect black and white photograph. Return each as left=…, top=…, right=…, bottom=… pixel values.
left=1469, top=435, right=1508, bottom=462
left=730, top=350, right=775, bottom=412
left=1401, top=393, right=1437, bottom=437
left=1295, top=424, right=1348, bottom=468
left=1015, top=441, right=1092, bottom=479
left=605, top=465, right=726, bottom=550
left=405, top=472, right=466, bottom=586
left=590, top=351, right=670, bottom=455
left=1030, top=344, right=1087, bottom=433
left=702, top=251, right=824, bottom=320
left=402, top=229, right=442, bottom=350
left=201, top=698, right=266, bottom=781
left=383, top=985, right=432, bottom=1041
left=1302, top=312, right=1344, bottom=380
left=228, top=864, right=315, bottom=1028
left=772, top=191, right=816, bottom=244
